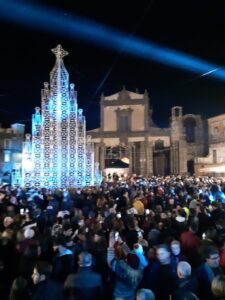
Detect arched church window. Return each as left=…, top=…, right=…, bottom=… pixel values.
left=213, top=126, right=219, bottom=135
left=174, top=107, right=180, bottom=117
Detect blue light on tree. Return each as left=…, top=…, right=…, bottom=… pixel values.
left=21, top=45, right=100, bottom=188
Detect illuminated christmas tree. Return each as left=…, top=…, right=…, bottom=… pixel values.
left=21, top=45, right=100, bottom=188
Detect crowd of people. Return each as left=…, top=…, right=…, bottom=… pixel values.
left=0, top=174, right=225, bottom=299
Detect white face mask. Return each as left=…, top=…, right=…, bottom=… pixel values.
left=171, top=244, right=180, bottom=256
left=157, top=248, right=170, bottom=264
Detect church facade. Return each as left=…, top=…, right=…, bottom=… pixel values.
left=87, top=87, right=225, bottom=177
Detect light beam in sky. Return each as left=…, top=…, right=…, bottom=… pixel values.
left=1, top=0, right=225, bottom=81
left=199, top=68, right=219, bottom=77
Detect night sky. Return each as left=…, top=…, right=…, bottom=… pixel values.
left=0, top=0, right=225, bottom=131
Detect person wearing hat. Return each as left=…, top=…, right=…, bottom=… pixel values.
left=64, top=251, right=103, bottom=300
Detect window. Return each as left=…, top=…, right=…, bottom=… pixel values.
left=155, top=140, right=164, bottom=150
left=116, top=108, right=132, bottom=133
left=213, top=149, right=217, bottom=164
left=4, top=150, right=10, bottom=162
left=213, top=127, right=219, bottom=135
left=183, top=117, right=196, bottom=143
left=4, top=139, right=11, bottom=149
left=174, top=107, right=180, bottom=117
left=119, top=115, right=129, bottom=132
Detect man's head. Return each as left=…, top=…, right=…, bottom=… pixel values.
left=157, top=244, right=170, bottom=265
left=3, top=215, right=14, bottom=227
left=171, top=240, right=181, bottom=256
left=205, top=246, right=220, bottom=268
left=32, top=261, right=52, bottom=285
left=177, top=261, right=191, bottom=279
left=78, top=252, right=92, bottom=267
left=136, top=288, right=155, bottom=300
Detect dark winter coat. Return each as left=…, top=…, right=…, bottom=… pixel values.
left=111, top=258, right=143, bottom=300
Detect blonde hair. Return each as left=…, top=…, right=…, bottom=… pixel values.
left=212, top=275, right=225, bottom=297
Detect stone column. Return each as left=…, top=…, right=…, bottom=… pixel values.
left=170, top=141, right=179, bottom=175
left=139, top=141, right=146, bottom=175
left=94, top=143, right=100, bottom=164
left=179, top=140, right=187, bottom=174
left=128, top=142, right=133, bottom=175
left=146, top=141, right=153, bottom=176
left=132, top=143, right=137, bottom=175
left=99, top=143, right=105, bottom=171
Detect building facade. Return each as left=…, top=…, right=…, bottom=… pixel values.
left=195, top=114, right=225, bottom=176
left=88, top=87, right=217, bottom=177
left=2, top=68, right=224, bottom=184
left=0, top=123, right=25, bottom=184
